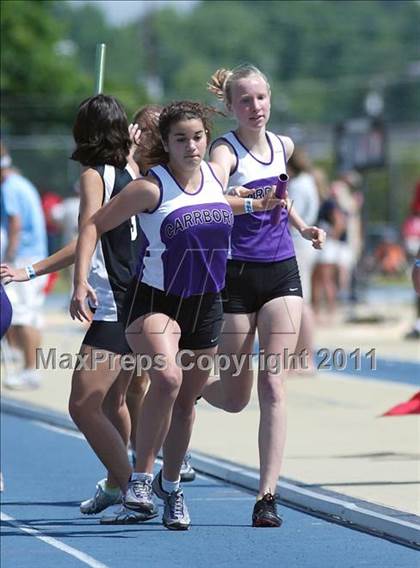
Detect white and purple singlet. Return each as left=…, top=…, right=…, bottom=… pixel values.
left=137, top=162, right=233, bottom=297
left=215, top=131, right=295, bottom=263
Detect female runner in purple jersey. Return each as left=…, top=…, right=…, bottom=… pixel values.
left=202, top=65, right=325, bottom=527
left=70, top=100, right=283, bottom=530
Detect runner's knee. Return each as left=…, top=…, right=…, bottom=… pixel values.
left=258, top=376, right=286, bottom=407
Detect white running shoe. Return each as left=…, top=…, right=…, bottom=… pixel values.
left=3, top=370, right=40, bottom=390
left=100, top=504, right=156, bottom=525
left=124, top=477, right=158, bottom=516
left=152, top=470, right=191, bottom=530
left=80, top=479, right=121, bottom=515
left=5, top=346, right=23, bottom=364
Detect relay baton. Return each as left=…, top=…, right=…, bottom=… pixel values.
left=94, top=43, right=106, bottom=94
left=270, top=173, right=289, bottom=225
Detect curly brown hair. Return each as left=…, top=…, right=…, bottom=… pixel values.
left=132, top=104, right=163, bottom=129
left=143, top=100, right=219, bottom=168
left=131, top=104, right=163, bottom=175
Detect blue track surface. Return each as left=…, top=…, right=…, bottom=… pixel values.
left=1, top=413, right=417, bottom=568
left=314, top=352, right=420, bottom=386
left=252, top=341, right=419, bottom=386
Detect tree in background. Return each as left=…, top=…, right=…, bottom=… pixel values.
left=1, top=0, right=93, bottom=133
left=2, top=0, right=419, bottom=132
left=1, top=0, right=418, bottom=220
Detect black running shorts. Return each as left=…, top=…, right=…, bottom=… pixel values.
left=222, top=256, right=303, bottom=314
left=123, top=281, right=223, bottom=350
left=82, top=320, right=132, bottom=355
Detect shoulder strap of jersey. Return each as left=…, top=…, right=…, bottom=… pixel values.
left=203, top=161, right=224, bottom=192
left=145, top=165, right=166, bottom=214
left=125, top=162, right=137, bottom=180
left=271, top=132, right=287, bottom=165
left=209, top=132, right=239, bottom=175
left=89, top=165, right=106, bottom=205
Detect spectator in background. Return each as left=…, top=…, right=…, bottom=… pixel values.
left=40, top=188, right=64, bottom=295
left=402, top=181, right=420, bottom=340
left=373, top=228, right=406, bottom=276
left=50, top=181, right=81, bottom=295
left=287, top=148, right=320, bottom=375
left=312, top=183, right=347, bottom=320
left=0, top=142, right=48, bottom=389
left=413, top=246, right=420, bottom=295
left=51, top=181, right=80, bottom=247
left=330, top=169, right=363, bottom=302
left=40, top=188, right=63, bottom=254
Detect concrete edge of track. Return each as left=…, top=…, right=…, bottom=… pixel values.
left=1, top=395, right=419, bottom=550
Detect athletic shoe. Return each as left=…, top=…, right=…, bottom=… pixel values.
left=180, top=452, right=196, bottom=482
left=252, top=493, right=282, bottom=527
left=152, top=470, right=190, bottom=530
left=124, top=476, right=158, bottom=516
left=80, top=478, right=121, bottom=515
left=5, top=346, right=23, bottom=364
left=3, top=370, right=40, bottom=390
left=3, top=374, right=26, bottom=390
left=23, top=369, right=41, bottom=389
left=100, top=504, right=157, bottom=525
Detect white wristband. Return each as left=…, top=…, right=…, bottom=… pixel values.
left=244, top=198, right=254, bottom=214
left=25, top=265, right=36, bottom=280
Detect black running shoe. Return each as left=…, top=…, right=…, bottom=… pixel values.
left=252, top=493, right=282, bottom=527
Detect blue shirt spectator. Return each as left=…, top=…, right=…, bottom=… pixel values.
left=1, top=172, right=48, bottom=260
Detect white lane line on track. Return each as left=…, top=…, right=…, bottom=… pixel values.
left=1, top=512, right=109, bottom=568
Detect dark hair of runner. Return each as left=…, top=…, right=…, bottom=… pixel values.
left=71, top=94, right=131, bottom=169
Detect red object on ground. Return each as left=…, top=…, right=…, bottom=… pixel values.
left=382, top=392, right=420, bottom=416
left=43, top=272, right=59, bottom=295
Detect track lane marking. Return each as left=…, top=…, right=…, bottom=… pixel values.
left=1, top=512, right=109, bottom=568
